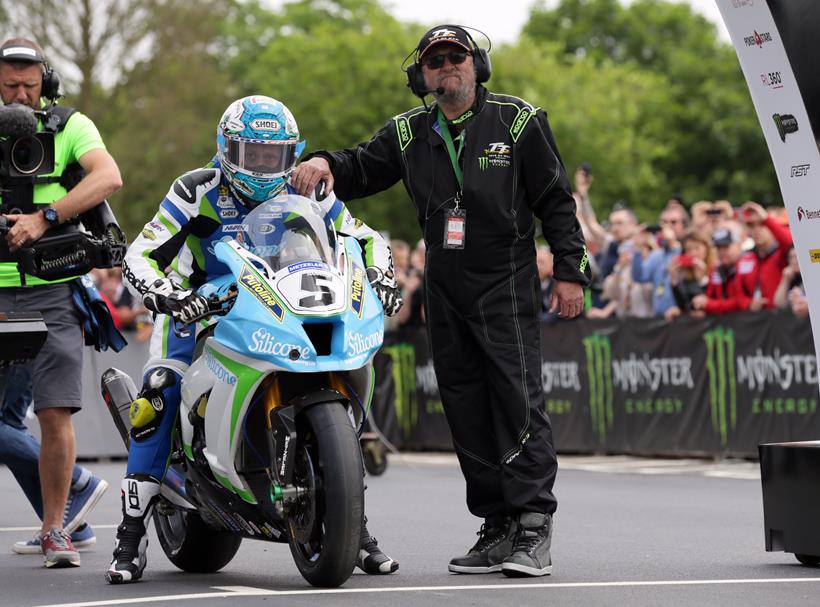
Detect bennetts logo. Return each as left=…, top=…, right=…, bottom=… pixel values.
left=744, top=30, right=772, bottom=48
left=797, top=206, right=820, bottom=221
left=773, top=113, right=798, bottom=142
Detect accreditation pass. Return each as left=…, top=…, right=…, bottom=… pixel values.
left=444, top=208, right=466, bottom=249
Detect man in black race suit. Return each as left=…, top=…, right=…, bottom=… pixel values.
left=292, top=24, right=590, bottom=578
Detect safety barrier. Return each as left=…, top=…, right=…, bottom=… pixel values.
left=371, top=312, right=820, bottom=458
left=62, top=311, right=819, bottom=459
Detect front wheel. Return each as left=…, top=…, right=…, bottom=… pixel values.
left=154, top=500, right=242, bottom=573
left=287, top=402, right=364, bottom=587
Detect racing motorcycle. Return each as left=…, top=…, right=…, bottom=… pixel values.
left=101, top=195, right=384, bottom=587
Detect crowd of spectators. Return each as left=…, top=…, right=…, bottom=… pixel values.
left=565, top=166, right=806, bottom=322
left=91, top=167, right=807, bottom=335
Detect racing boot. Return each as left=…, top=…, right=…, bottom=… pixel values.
left=501, top=512, right=553, bottom=577
left=356, top=516, right=399, bottom=574
left=106, top=474, right=160, bottom=584
left=448, top=515, right=516, bottom=574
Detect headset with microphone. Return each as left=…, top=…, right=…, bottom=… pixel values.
left=404, top=25, right=492, bottom=99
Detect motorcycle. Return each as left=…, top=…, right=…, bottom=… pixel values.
left=101, top=195, right=385, bottom=587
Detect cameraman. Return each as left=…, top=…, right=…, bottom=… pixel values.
left=0, top=38, right=122, bottom=568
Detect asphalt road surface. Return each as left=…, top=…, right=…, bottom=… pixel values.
left=1, top=454, right=819, bottom=607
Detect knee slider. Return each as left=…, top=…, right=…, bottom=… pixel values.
left=129, top=368, right=177, bottom=442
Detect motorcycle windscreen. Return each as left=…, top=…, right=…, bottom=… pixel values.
left=243, top=195, right=338, bottom=272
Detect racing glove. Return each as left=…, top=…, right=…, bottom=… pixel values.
left=366, top=267, right=403, bottom=317
left=143, top=278, right=209, bottom=324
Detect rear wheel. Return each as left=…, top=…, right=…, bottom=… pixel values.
left=154, top=500, right=242, bottom=573
left=287, top=401, right=364, bottom=587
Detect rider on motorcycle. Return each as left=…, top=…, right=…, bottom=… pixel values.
left=107, top=96, right=402, bottom=584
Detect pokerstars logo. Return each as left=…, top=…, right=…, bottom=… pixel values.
left=744, top=30, right=773, bottom=48
left=797, top=206, right=820, bottom=222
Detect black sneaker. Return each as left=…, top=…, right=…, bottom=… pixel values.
left=356, top=518, right=399, bottom=574
left=448, top=516, right=516, bottom=574
left=106, top=515, right=149, bottom=584
left=501, top=512, right=553, bottom=577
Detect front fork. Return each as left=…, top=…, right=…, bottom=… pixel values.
left=263, top=373, right=351, bottom=513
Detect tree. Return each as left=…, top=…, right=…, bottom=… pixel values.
left=0, top=0, right=153, bottom=113
left=98, top=0, right=237, bottom=235
left=227, top=0, right=428, bottom=242
left=523, top=0, right=779, bottom=214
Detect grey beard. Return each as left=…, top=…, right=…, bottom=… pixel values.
left=434, top=80, right=475, bottom=108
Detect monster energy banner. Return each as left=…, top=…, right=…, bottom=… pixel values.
left=372, top=329, right=452, bottom=451
left=718, top=1, right=820, bottom=375
left=374, top=312, right=819, bottom=457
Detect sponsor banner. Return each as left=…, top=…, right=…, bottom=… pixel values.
left=717, top=1, right=820, bottom=383
left=373, top=314, right=820, bottom=456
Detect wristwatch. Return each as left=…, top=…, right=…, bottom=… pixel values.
left=42, top=205, right=60, bottom=227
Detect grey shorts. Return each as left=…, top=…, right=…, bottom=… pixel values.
left=0, top=284, right=84, bottom=412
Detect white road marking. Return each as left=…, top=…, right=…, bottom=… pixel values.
left=27, top=578, right=820, bottom=607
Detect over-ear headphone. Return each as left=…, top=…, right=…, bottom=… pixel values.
left=405, top=25, right=492, bottom=99
left=41, top=61, right=61, bottom=100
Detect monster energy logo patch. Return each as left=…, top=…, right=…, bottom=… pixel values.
left=478, top=156, right=488, bottom=170
left=510, top=107, right=533, bottom=142
left=704, top=327, right=737, bottom=448
left=584, top=334, right=614, bottom=442
left=395, top=116, right=413, bottom=151
left=239, top=266, right=285, bottom=322
left=383, top=343, right=417, bottom=438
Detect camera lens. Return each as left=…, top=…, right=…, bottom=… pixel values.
left=11, top=136, right=46, bottom=174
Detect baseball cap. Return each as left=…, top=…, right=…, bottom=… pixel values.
left=417, top=25, right=472, bottom=59
left=712, top=228, right=739, bottom=247
left=0, top=38, right=46, bottom=63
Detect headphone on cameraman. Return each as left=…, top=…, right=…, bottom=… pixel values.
left=405, top=25, right=492, bottom=99
left=40, top=61, right=61, bottom=101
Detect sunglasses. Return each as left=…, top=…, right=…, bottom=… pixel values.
left=422, top=51, right=469, bottom=70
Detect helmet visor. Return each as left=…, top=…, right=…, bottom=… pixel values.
left=224, top=139, right=298, bottom=176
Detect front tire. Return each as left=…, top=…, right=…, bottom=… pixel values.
left=154, top=501, right=242, bottom=573
left=287, top=402, right=364, bottom=587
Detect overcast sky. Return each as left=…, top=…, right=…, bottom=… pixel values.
left=381, top=0, right=729, bottom=44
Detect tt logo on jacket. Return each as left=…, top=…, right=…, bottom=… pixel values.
left=479, top=142, right=512, bottom=170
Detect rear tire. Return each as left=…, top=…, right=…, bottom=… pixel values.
left=287, top=402, right=364, bottom=587
left=154, top=501, right=242, bottom=573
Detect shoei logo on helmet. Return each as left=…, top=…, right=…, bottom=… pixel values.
left=250, top=119, right=281, bottom=131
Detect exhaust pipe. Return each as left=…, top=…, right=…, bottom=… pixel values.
left=100, top=367, right=194, bottom=509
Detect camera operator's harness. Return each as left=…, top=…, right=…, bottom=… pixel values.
left=0, top=105, right=126, bottom=285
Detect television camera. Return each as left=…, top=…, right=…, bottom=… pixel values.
left=0, top=103, right=126, bottom=284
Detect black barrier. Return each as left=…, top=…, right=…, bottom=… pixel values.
left=373, top=311, right=820, bottom=458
